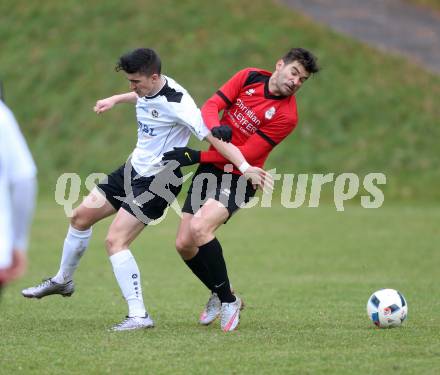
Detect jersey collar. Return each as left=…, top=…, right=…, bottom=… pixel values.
left=144, top=77, right=168, bottom=99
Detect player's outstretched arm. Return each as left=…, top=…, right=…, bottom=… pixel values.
left=162, top=137, right=273, bottom=192
left=206, top=134, right=273, bottom=191
left=93, top=92, right=138, bottom=114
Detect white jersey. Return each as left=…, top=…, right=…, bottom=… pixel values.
left=0, top=101, right=37, bottom=268
left=130, top=75, right=209, bottom=176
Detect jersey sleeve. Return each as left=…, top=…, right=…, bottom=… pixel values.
left=173, top=95, right=210, bottom=141
left=0, top=103, right=37, bottom=183
left=201, top=68, right=251, bottom=129
left=200, top=131, right=273, bottom=164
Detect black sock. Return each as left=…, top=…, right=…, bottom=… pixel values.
left=198, top=238, right=235, bottom=303
left=184, top=250, right=214, bottom=291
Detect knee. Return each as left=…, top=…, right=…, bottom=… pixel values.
left=175, top=236, right=188, bottom=253
left=70, top=208, right=92, bottom=231
left=190, top=217, right=211, bottom=244
left=175, top=235, right=194, bottom=257
left=105, top=233, right=126, bottom=254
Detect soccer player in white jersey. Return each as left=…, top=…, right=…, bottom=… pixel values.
left=0, top=98, right=37, bottom=296
left=22, top=48, right=269, bottom=331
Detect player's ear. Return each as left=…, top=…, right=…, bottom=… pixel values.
left=275, top=59, right=284, bottom=71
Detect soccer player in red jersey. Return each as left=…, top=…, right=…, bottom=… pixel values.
left=163, top=48, right=319, bottom=332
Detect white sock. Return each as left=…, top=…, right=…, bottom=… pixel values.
left=109, top=249, right=146, bottom=318
left=52, top=225, right=92, bottom=284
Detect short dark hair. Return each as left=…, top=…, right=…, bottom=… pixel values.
left=282, top=48, right=319, bottom=74
left=115, top=48, right=161, bottom=76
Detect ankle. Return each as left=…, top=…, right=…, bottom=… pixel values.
left=51, top=274, right=71, bottom=284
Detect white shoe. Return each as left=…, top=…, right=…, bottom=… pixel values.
left=199, top=293, right=221, bottom=325
left=110, top=315, right=154, bottom=332
left=220, top=296, right=242, bottom=332
left=22, top=278, right=74, bottom=299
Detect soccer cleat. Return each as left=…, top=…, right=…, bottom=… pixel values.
left=110, top=315, right=155, bottom=332
left=21, top=278, right=75, bottom=299
left=199, top=292, right=221, bottom=325
left=220, top=296, right=242, bottom=332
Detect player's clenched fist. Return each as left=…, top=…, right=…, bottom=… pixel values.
left=211, top=125, right=232, bottom=142
left=93, top=97, right=116, bottom=114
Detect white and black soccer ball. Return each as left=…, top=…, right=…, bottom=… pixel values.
left=366, top=289, right=408, bottom=328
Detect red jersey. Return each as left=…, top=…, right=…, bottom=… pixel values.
left=201, top=67, right=298, bottom=173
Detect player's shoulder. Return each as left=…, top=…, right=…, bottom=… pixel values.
left=163, top=75, right=187, bottom=93
left=161, top=75, right=191, bottom=104
left=140, top=75, right=191, bottom=105
left=237, top=67, right=271, bottom=76
left=237, top=67, right=272, bottom=80
left=232, top=67, right=271, bottom=85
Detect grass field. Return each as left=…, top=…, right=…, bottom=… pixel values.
left=1, top=199, right=439, bottom=374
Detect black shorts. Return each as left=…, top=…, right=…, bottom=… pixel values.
left=97, top=162, right=182, bottom=225
left=182, top=163, right=257, bottom=219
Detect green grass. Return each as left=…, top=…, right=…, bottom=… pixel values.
left=0, top=0, right=439, bottom=200
left=1, top=200, right=439, bottom=374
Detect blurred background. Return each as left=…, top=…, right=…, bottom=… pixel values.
left=1, top=0, right=439, bottom=201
